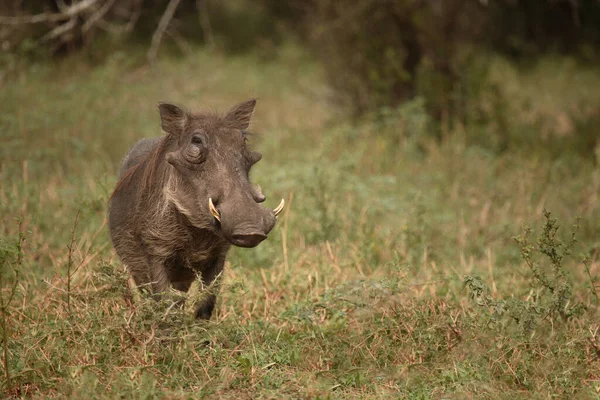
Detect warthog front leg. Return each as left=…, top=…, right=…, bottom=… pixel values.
left=195, top=294, right=217, bottom=320
left=131, top=255, right=170, bottom=297
left=122, top=254, right=167, bottom=296
left=150, top=260, right=171, bottom=295
left=193, top=255, right=225, bottom=320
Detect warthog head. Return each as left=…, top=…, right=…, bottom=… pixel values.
left=159, top=99, right=284, bottom=248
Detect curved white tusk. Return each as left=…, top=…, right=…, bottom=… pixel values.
left=208, top=198, right=221, bottom=222
left=273, top=198, right=285, bottom=217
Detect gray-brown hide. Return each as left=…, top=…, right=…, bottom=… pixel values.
left=108, top=99, right=281, bottom=320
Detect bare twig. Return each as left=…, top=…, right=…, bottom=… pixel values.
left=66, top=210, right=81, bottom=319
left=166, top=27, right=192, bottom=55
left=0, top=263, right=11, bottom=392
left=96, top=0, right=142, bottom=34
left=41, top=18, right=76, bottom=42
left=589, top=326, right=600, bottom=359
left=5, top=220, right=24, bottom=308
left=582, top=257, right=599, bottom=302
left=0, top=0, right=100, bottom=25
left=196, top=0, right=214, bottom=49
left=147, top=0, right=182, bottom=65
left=83, top=0, right=118, bottom=33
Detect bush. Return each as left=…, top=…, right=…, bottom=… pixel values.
left=260, top=0, right=600, bottom=123
left=261, top=0, right=487, bottom=117
left=465, top=210, right=598, bottom=336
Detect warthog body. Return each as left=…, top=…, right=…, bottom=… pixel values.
left=108, top=99, right=283, bottom=319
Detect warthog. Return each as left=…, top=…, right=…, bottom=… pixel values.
left=108, top=99, right=284, bottom=319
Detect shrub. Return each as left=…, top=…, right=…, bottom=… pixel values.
left=465, top=210, right=597, bottom=336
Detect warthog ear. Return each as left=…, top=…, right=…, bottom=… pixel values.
left=226, top=99, right=256, bottom=130
left=158, top=102, right=187, bottom=135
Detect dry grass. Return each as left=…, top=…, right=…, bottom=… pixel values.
left=0, top=46, right=599, bottom=398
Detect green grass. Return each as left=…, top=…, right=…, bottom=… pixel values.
left=1, top=45, right=599, bottom=399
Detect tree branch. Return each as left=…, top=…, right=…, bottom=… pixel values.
left=82, top=0, right=118, bottom=33
left=147, top=0, right=182, bottom=65
left=196, top=0, right=214, bottom=49
left=0, top=0, right=100, bottom=25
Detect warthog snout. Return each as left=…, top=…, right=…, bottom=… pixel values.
left=208, top=197, right=283, bottom=248
left=230, top=233, right=268, bottom=248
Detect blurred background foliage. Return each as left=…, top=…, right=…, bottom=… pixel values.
left=1, top=0, right=599, bottom=157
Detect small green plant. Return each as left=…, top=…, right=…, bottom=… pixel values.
left=465, top=210, right=592, bottom=335
left=515, top=211, right=589, bottom=319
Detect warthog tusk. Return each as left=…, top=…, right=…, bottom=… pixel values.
left=208, top=198, right=221, bottom=222
left=273, top=199, right=285, bottom=217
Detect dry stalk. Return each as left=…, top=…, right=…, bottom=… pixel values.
left=0, top=0, right=100, bottom=25
left=66, top=210, right=81, bottom=319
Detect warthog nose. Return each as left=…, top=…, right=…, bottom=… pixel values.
left=230, top=232, right=268, bottom=248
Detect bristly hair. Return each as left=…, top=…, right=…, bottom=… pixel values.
left=110, top=133, right=175, bottom=200
left=109, top=163, right=139, bottom=201
left=140, top=133, right=174, bottom=194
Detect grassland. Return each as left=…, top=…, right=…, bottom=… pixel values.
left=1, top=45, right=599, bottom=399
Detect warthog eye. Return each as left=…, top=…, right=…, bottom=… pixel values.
left=185, top=132, right=208, bottom=164
left=191, top=134, right=205, bottom=145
